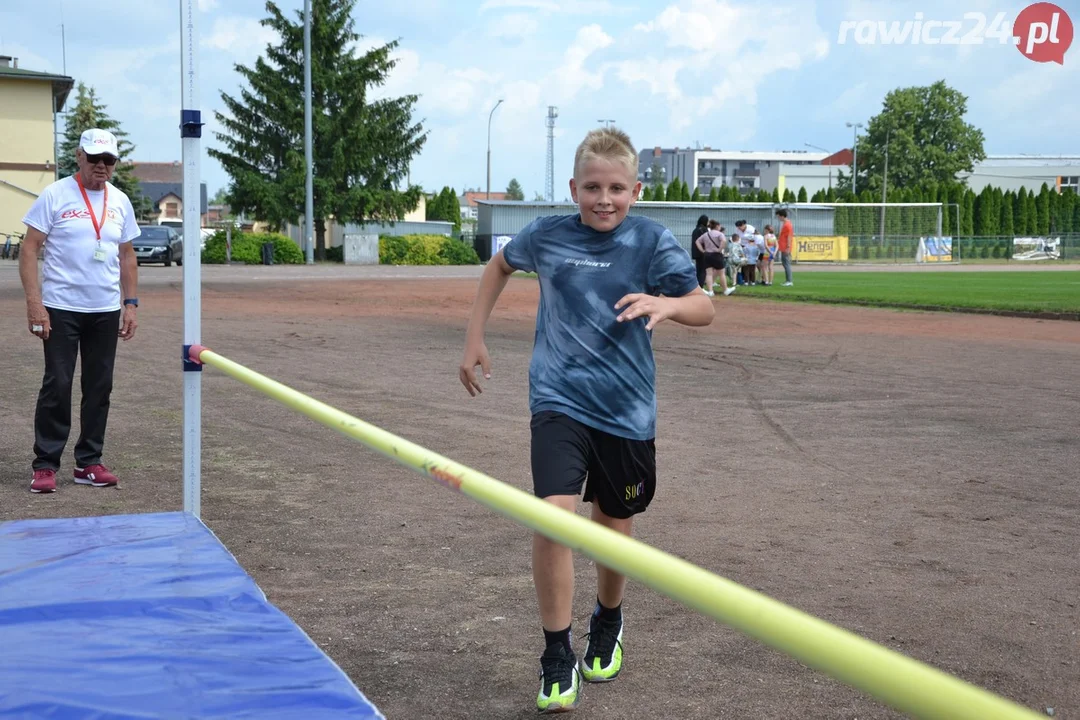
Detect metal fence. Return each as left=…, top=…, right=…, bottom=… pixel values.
left=474, top=201, right=944, bottom=260
left=955, top=234, right=1080, bottom=262
left=837, top=234, right=1080, bottom=263
left=282, top=219, right=454, bottom=248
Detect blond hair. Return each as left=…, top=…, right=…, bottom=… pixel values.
left=573, top=127, right=638, bottom=178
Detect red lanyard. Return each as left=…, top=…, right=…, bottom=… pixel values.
left=75, top=174, right=108, bottom=241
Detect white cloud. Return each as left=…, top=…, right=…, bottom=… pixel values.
left=202, top=17, right=277, bottom=63
left=627, top=1, right=830, bottom=133
left=488, top=12, right=540, bottom=40
left=480, top=0, right=559, bottom=10
left=989, top=62, right=1078, bottom=115
left=0, top=44, right=58, bottom=75
left=812, top=81, right=869, bottom=121
left=198, top=0, right=218, bottom=11
left=479, top=0, right=624, bottom=14
left=613, top=57, right=685, bottom=104
left=633, top=2, right=739, bottom=45
left=546, top=23, right=613, bottom=101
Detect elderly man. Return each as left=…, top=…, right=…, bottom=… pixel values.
left=20, top=128, right=141, bottom=494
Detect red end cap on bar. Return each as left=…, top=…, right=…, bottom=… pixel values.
left=188, top=345, right=207, bottom=364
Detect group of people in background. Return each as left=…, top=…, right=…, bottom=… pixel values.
left=691, top=210, right=794, bottom=297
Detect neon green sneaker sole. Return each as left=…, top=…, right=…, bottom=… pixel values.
left=580, top=624, right=623, bottom=683
left=537, top=645, right=582, bottom=713
left=537, top=676, right=580, bottom=713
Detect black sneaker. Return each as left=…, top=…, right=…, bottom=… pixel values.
left=580, top=614, right=623, bottom=682
left=537, top=643, right=581, bottom=713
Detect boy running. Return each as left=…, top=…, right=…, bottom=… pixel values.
left=459, top=127, right=715, bottom=713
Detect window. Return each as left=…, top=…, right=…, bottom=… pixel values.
left=165, top=202, right=179, bottom=218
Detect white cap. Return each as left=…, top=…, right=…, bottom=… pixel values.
left=79, top=128, right=119, bottom=158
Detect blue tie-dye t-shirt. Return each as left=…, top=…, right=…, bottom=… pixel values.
left=501, top=213, right=699, bottom=441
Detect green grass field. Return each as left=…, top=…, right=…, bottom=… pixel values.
left=737, top=271, right=1080, bottom=316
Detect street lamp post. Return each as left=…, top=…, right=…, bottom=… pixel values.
left=845, top=121, right=863, bottom=195
left=879, top=112, right=912, bottom=248
left=486, top=99, right=504, bottom=200
left=597, top=119, right=616, bottom=128
left=880, top=127, right=892, bottom=247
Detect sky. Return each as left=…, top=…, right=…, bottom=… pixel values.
left=2, top=0, right=1078, bottom=202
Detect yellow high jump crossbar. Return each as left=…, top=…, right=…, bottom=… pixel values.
left=186, top=344, right=1043, bottom=720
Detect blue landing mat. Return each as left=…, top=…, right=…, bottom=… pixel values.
left=0, top=511, right=383, bottom=719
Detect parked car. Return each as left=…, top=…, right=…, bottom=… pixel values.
left=132, top=225, right=183, bottom=266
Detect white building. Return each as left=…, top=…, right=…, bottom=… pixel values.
left=645, top=143, right=1080, bottom=200
left=758, top=154, right=1080, bottom=198
left=638, top=147, right=827, bottom=196
left=958, top=155, right=1080, bottom=194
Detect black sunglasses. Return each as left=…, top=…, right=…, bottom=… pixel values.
left=85, top=153, right=118, bottom=167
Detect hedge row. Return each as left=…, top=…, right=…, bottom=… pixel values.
left=200, top=230, right=481, bottom=265
left=201, top=230, right=304, bottom=264
left=845, top=239, right=1016, bottom=260
left=378, top=234, right=480, bottom=265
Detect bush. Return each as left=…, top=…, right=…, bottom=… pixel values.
left=201, top=230, right=303, bottom=264
left=403, top=235, right=449, bottom=265
left=325, top=245, right=343, bottom=262
left=378, top=234, right=480, bottom=265
left=378, top=235, right=410, bottom=265
left=439, top=238, right=481, bottom=265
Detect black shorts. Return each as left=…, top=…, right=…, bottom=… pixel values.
left=703, top=252, right=726, bottom=270
left=530, top=410, right=656, bottom=519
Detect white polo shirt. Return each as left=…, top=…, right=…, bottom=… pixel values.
left=23, top=175, right=140, bottom=312
left=732, top=224, right=756, bottom=244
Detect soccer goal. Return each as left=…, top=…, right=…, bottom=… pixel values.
left=783, top=202, right=946, bottom=263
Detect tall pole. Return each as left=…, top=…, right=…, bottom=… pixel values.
left=880, top=127, right=890, bottom=245
left=545, top=106, right=558, bottom=202
left=846, top=122, right=863, bottom=195
left=53, top=17, right=68, bottom=182
left=852, top=127, right=858, bottom=195
left=179, top=0, right=203, bottom=517
left=486, top=99, right=503, bottom=200
left=53, top=98, right=60, bottom=181
left=303, top=0, right=314, bottom=264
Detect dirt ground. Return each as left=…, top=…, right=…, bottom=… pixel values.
left=1, top=263, right=1078, bottom=719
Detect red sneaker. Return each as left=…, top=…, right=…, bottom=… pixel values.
left=74, top=464, right=119, bottom=488
left=31, top=469, right=57, bottom=493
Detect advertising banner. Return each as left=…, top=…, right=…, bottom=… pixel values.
left=492, top=234, right=514, bottom=258
left=1012, top=237, right=1061, bottom=261
left=793, top=236, right=849, bottom=262
left=918, top=237, right=953, bottom=262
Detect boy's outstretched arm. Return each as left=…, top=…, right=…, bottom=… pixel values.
left=614, top=288, right=715, bottom=330
left=460, top=250, right=517, bottom=396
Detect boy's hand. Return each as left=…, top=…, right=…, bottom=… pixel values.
left=460, top=340, right=492, bottom=396
left=614, top=294, right=675, bottom=331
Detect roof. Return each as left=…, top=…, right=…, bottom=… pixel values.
left=821, top=149, right=853, bottom=166
left=976, top=155, right=1080, bottom=167
left=128, top=161, right=184, bottom=184
left=688, top=150, right=830, bottom=162
left=0, top=64, right=74, bottom=110
left=463, top=190, right=508, bottom=207
left=138, top=182, right=209, bottom=215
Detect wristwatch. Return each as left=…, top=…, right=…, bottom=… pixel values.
left=124, top=298, right=139, bottom=308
